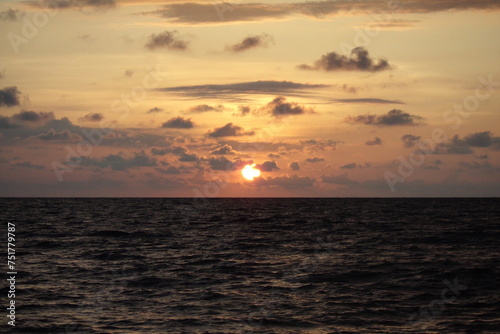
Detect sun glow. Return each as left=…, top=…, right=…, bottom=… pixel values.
left=242, top=164, right=261, bottom=181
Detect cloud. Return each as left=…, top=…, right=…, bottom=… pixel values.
left=260, top=96, right=314, bottom=117
left=237, top=105, right=251, bottom=116
left=145, top=31, right=189, bottom=51
left=12, top=161, right=44, bottom=170
left=0, top=87, right=21, bottom=107
left=30, top=0, right=116, bottom=9
left=305, top=157, right=325, bottom=163
left=321, top=173, right=358, bottom=186
left=0, top=111, right=55, bottom=129
left=185, top=104, right=225, bottom=113
left=207, top=123, right=255, bottom=138
left=227, top=34, right=274, bottom=52
left=210, top=144, right=235, bottom=155
left=0, top=8, right=24, bottom=21
left=340, top=162, right=358, bottom=169
left=435, top=131, right=500, bottom=154
left=79, top=113, right=104, bottom=122
left=32, top=129, right=83, bottom=142
left=156, top=166, right=183, bottom=175
left=366, top=137, right=382, bottom=146
left=79, top=152, right=156, bottom=171
left=143, top=1, right=500, bottom=24
left=298, top=47, right=391, bottom=72
left=161, top=117, right=194, bottom=129
left=346, top=109, right=424, bottom=126
left=334, top=98, right=404, bottom=104
left=125, top=69, right=134, bottom=77
left=289, top=161, right=300, bottom=171
left=463, top=131, right=496, bottom=147
left=458, top=161, right=495, bottom=171
left=401, top=134, right=421, bottom=148
left=254, top=174, right=315, bottom=189
left=207, top=156, right=233, bottom=171
left=147, top=107, right=163, bottom=114
left=155, top=80, right=328, bottom=100
left=150, top=145, right=198, bottom=162
left=256, top=161, right=280, bottom=172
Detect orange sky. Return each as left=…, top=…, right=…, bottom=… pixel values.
left=1, top=0, right=499, bottom=197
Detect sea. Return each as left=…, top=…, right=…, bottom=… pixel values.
left=1, top=198, right=499, bottom=334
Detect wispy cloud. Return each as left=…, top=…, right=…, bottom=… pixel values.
left=145, top=30, right=189, bottom=51
left=226, top=34, right=274, bottom=52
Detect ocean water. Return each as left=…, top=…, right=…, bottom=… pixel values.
left=1, top=198, right=499, bottom=333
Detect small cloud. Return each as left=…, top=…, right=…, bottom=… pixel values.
left=145, top=30, right=189, bottom=51
left=32, top=129, right=82, bottom=142
left=366, top=137, right=382, bottom=146
left=256, top=161, right=279, bottom=172
left=79, top=113, right=104, bottom=122
left=260, top=96, right=314, bottom=117
left=475, top=154, right=489, bottom=160
left=227, top=34, right=274, bottom=52
left=237, top=105, right=251, bottom=116
left=298, top=47, right=391, bottom=72
left=401, top=134, right=421, bottom=148
left=77, top=33, right=92, bottom=41
left=210, top=144, right=235, bottom=155
left=125, top=69, right=135, bottom=77
left=31, top=0, right=116, bottom=9
left=340, top=162, right=357, bottom=169
left=305, top=157, right=325, bottom=163
left=161, top=117, right=194, bottom=129
left=185, top=104, right=224, bottom=113
left=207, top=123, right=254, bottom=138
left=346, top=109, right=424, bottom=126
left=0, top=86, right=21, bottom=107
left=147, top=107, right=163, bottom=114
left=289, top=161, right=300, bottom=171
left=0, top=8, right=24, bottom=21
left=12, top=161, right=44, bottom=170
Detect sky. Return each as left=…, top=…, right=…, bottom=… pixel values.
left=0, top=0, right=499, bottom=197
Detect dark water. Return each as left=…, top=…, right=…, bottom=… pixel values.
left=1, top=198, right=499, bottom=333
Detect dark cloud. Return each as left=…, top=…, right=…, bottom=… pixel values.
left=401, top=134, right=421, bottom=148
left=254, top=175, right=315, bottom=189
left=79, top=152, right=157, bottom=171
left=210, top=144, right=235, bottom=155
left=260, top=96, right=314, bottom=117
left=79, top=113, right=104, bottom=122
left=161, top=117, right=194, bottom=129
left=207, top=156, right=233, bottom=171
left=256, top=161, right=280, bottom=172
left=435, top=131, right=500, bottom=154
left=289, top=161, right=300, bottom=171
left=150, top=145, right=198, bottom=162
left=147, top=107, right=163, bottom=114
left=32, top=129, right=82, bottom=142
left=346, top=109, right=424, bottom=126
left=298, top=47, right=390, bottom=72
left=237, top=105, right=251, bottom=116
left=185, top=104, right=224, bottom=113
left=0, top=8, right=24, bottom=21
left=458, top=161, right=495, bottom=170
left=334, top=98, right=403, bottom=104
left=463, top=131, right=496, bottom=147
left=0, top=111, right=55, bottom=129
left=0, top=87, right=21, bottom=107
left=155, top=80, right=328, bottom=100
left=144, top=1, right=500, bottom=24
left=207, top=123, right=254, bottom=138
left=305, top=157, right=325, bottom=163
left=366, top=137, right=382, bottom=146
left=321, top=173, right=358, bottom=186
left=156, top=166, right=182, bottom=175
left=475, top=154, right=489, bottom=160
left=227, top=34, right=273, bottom=52
left=12, top=161, right=44, bottom=170
left=340, top=162, right=358, bottom=169
left=145, top=31, right=189, bottom=51
left=30, top=0, right=116, bottom=9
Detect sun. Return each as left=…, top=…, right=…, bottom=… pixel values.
left=242, top=164, right=261, bottom=181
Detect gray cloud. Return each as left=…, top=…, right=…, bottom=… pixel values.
left=161, top=117, right=194, bottom=129
left=366, top=137, right=382, bottom=146
left=346, top=109, right=424, bottom=126
left=256, top=161, right=279, bottom=172
left=144, top=1, right=500, bottom=24
left=340, top=162, right=358, bottom=169
left=207, top=123, right=255, bottom=138
left=305, top=157, right=325, bottom=163
left=210, top=144, right=235, bottom=155
left=185, top=104, right=225, bottom=113
left=321, top=173, right=358, bottom=186
left=289, top=161, right=300, bottom=171
left=227, top=34, right=273, bottom=52
left=12, top=161, right=44, bottom=170
left=155, top=80, right=328, bottom=101
left=260, top=96, right=314, bottom=117
left=0, top=87, right=21, bottom=107
left=435, top=131, right=500, bottom=154
left=145, top=30, right=189, bottom=51
left=30, top=0, right=115, bottom=9
left=79, top=113, right=104, bottom=122
left=298, top=47, right=391, bottom=72
left=147, top=107, right=163, bottom=114
left=79, top=151, right=157, bottom=171
left=32, top=129, right=82, bottom=142
left=401, top=134, right=421, bottom=148
left=0, top=8, right=24, bottom=21
left=334, top=98, right=404, bottom=104
left=1, top=111, right=55, bottom=129
left=254, top=174, right=315, bottom=189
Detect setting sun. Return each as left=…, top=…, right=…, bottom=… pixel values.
left=242, top=164, right=261, bottom=181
